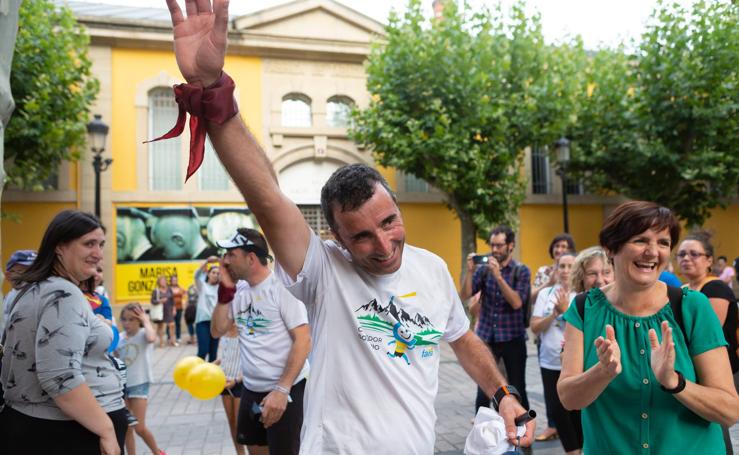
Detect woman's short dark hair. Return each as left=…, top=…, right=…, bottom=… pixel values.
left=599, top=201, right=680, bottom=255
left=548, top=233, right=576, bottom=259
left=19, top=210, right=105, bottom=286
left=320, top=164, right=396, bottom=232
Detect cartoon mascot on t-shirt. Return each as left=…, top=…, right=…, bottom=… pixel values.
left=387, top=321, right=417, bottom=365
left=246, top=315, right=256, bottom=336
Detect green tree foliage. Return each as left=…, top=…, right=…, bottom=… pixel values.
left=351, top=0, right=585, bottom=266
left=5, top=0, right=99, bottom=190
left=569, top=0, right=739, bottom=226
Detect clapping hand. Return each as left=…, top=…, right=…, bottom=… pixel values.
left=649, top=321, right=678, bottom=389
left=553, top=287, right=570, bottom=315
left=594, top=324, right=622, bottom=378
left=166, top=0, right=228, bottom=87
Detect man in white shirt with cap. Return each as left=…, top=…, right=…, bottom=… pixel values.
left=211, top=228, right=310, bottom=455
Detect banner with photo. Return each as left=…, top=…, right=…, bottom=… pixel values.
left=115, top=206, right=257, bottom=301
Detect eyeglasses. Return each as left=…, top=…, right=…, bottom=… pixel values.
left=676, top=251, right=709, bottom=259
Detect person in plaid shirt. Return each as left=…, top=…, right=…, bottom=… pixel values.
left=461, top=225, right=531, bottom=412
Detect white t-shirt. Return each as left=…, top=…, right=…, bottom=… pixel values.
left=195, top=269, right=218, bottom=324
left=276, top=231, right=469, bottom=455
left=228, top=272, right=309, bottom=392
left=532, top=284, right=575, bottom=371
left=117, top=328, right=154, bottom=387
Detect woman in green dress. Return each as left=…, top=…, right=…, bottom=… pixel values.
left=557, top=201, right=739, bottom=454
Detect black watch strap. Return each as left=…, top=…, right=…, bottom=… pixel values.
left=660, top=370, right=686, bottom=394
left=492, top=384, right=522, bottom=411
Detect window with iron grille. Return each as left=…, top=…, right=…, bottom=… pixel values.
left=566, top=179, right=583, bottom=195
left=531, top=147, right=551, bottom=194
left=299, top=205, right=333, bottom=239
left=42, top=168, right=59, bottom=190
left=199, top=137, right=230, bottom=191
left=149, top=88, right=182, bottom=190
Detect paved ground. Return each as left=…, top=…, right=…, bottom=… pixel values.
left=135, top=338, right=738, bottom=454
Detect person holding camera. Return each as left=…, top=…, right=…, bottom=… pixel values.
left=461, top=225, right=532, bottom=414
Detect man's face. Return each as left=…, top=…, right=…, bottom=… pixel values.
left=332, top=184, right=406, bottom=276
left=489, top=233, right=514, bottom=264
left=222, top=248, right=250, bottom=281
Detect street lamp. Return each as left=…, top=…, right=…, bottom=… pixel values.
left=555, top=137, right=570, bottom=234
left=86, top=114, right=112, bottom=219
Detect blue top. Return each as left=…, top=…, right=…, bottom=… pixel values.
left=563, top=287, right=726, bottom=454
left=658, top=270, right=681, bottom=287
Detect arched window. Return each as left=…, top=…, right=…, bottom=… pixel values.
left=326, top=96, right=354, bottom=128
left=148, top=87, right=182, bottom=190
left=281, top=94, right=312, bottom=127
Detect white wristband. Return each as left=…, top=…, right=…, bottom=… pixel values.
left=273, top=384, right=293, bottom=402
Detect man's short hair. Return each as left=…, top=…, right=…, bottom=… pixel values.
left=489, top=225, right=515, bottom=244
left=320, top=164, right=397, bottom=232
left=718, top=255, right=727, bottom=262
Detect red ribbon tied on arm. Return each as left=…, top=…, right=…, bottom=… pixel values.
left=144, top=72, right=239, bottom=182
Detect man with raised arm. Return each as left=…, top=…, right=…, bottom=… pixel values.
left=163, top=1, right=534, bottom=452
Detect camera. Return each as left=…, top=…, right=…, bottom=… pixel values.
left=472, top=255, right=490, bottom=265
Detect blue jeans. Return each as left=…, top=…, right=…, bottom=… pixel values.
left=174, top=309, right=183, bottom=340
left=196, top=320, right=219, bottom=361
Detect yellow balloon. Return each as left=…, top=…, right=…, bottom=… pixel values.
left=172, top=356, right=205, bottom=390
left=187, top=363, right=226, bottom=400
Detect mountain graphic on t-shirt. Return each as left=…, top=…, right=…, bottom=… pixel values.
left=355, top=298, right=432, bottom=330
left=355, top=297, right=442, bottom=346
left=236, top=304, right=264, bottom=318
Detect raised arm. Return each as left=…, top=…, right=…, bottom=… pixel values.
left=648, top=321, right=739, bottom=427
left=211, top=259, right=236, bottom=338
left=164, top=0, right=310, bottom=279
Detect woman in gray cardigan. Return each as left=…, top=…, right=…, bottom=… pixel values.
left=0, top=210, right=126, bottom=454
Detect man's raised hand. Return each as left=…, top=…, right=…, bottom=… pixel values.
left=165, top=0, right=229, bottom=87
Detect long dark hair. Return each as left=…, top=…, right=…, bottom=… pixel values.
left=19, top=210, right=105, bottom=287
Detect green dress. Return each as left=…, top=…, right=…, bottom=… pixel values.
left=563, top=287, right=727, bottom=454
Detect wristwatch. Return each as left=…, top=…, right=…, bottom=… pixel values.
left=492, top=384, right=522, bottom=412
left=660, top=370, right=686, bottom=394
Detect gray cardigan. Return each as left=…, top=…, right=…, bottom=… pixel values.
left=1, top=277, right=124, bottom=420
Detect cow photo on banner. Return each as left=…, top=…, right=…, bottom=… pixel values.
left=115, top=206, right=257, bottom=301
